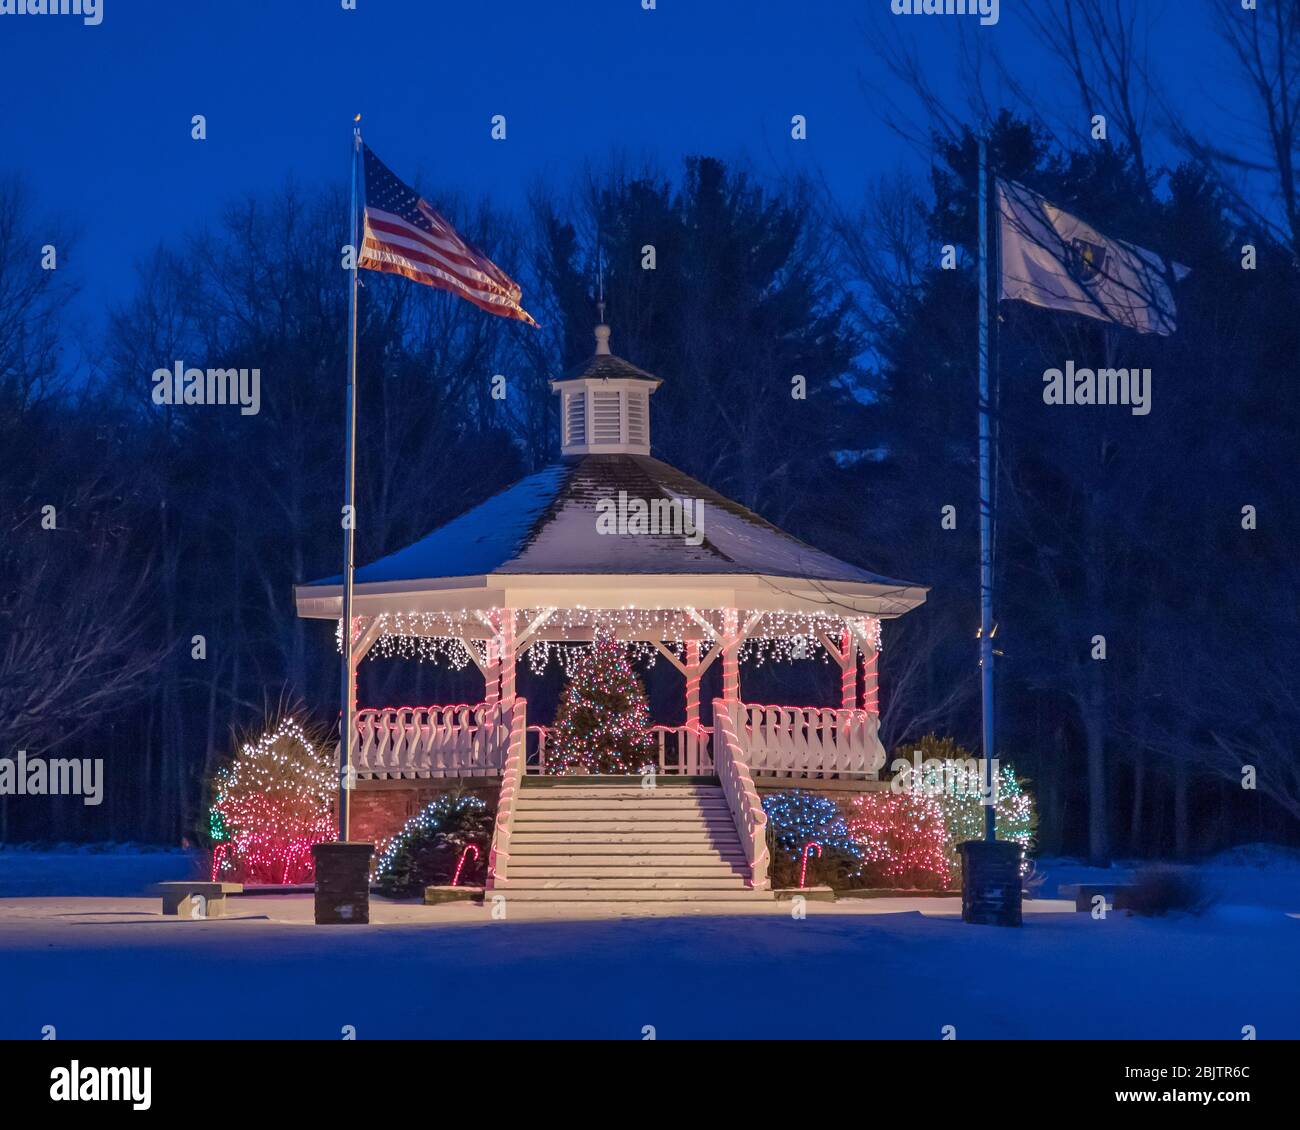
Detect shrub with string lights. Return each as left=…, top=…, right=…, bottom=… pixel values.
left=924, top=765, right=1035, bottom=877
left=761, top=790, right=863, bottom=887
left=373, top=792, right=492, bottom=897
left=547, top=633, right=654, bottom=774
left=843, top=792, right=952, bottom=889
left=901, top=735, right=1037, bottom=876
left=208, top=717, right=335, bottom=885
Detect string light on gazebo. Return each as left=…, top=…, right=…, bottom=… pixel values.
left=335, top=606, right=882, bottom=669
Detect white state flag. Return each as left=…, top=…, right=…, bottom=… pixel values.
left=997, top=179, right=1188, bottom=336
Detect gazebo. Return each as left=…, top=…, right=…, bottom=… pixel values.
left=294, top=323, right=927, bottom=899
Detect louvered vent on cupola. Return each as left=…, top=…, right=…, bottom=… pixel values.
left=550, top=322, right=662, bottom=457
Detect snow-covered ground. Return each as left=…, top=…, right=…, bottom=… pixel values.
left=0, top=844, right=204, bottom=898
left=0, top=845, right=1296, bottom=1039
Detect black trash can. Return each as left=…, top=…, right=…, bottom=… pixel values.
left=311, top=842, right=374, bottom=925
left=959, top=840, right=1024, bottom=927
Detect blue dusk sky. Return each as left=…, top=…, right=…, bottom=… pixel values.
left=1, top=0, right=1228, bottom=336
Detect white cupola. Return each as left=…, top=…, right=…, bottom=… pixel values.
left=550, top=322, right=661, bottom=456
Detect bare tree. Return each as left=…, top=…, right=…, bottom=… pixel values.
left=0, top=175, right=78, bottom=408
left=1172, top=0, right=1300, bottom=258
left=1021, top=0, right=1162, bottom=192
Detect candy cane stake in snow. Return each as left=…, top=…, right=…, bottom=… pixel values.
left=800, top=842, right=822, bottom=889
left=452, top=844, right=480, bottom=887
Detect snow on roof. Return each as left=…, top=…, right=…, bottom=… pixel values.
left=317, top=464, right=567, bottom=585
left=308, top=454, right=922, bottom=590
left=559, top=352, right=660, bottom=383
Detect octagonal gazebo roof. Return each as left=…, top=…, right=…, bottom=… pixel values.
left=294, top=326, right=927, bottom=637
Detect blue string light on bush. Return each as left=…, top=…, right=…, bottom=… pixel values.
left=762, top=790, right=862, bottom=862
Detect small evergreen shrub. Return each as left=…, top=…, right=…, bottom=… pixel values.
left=373, top=792, right=493, bottom=898
left=762, top=790, right=862, bottom=888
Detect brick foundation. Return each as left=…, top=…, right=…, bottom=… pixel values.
left=348, top=781, right=500, bottom=848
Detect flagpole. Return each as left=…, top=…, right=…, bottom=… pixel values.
left=978, top=135, right=997, bottom=842
left=339, top=116, right=362, bottom=842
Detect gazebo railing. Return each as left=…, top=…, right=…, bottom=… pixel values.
left=525, top=723, right=712, bottom=775
left=352, top=702, right=512, bottom=779
left=712, top=697, right=770, bottom=890
left=349, top=700, right=880, bottom=780
left=741, top=703, right=885, bottom=780
left=487, top=698, right=528, bottom=889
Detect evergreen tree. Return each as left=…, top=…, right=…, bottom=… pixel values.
left=548, top=636, right=654, bottom=775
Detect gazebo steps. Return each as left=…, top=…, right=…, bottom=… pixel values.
left=520, top=775, right=720, bottom=788
left=505, top=875, right=751, bottom=889
left=511, top=839, right=746, bottom=854
left=513, top=820, right=737, bottom=835
left=509, top=796, right=731, bottom=809
left=509, top=863, right=754, bottom=884
left=516, top=806, right=735, bottom=818
left=498, top=888, right=770, bottom=902
left=500, top=780, right=771, bottom=902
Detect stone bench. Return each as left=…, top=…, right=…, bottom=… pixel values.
left=155, top=881, right=243, bottom=919
left=1058, top=882, right=1137, bottom=912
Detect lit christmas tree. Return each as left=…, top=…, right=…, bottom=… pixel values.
left=208, top=717, right=335, bottom=885
left=548, top=634, right=654, bottom=774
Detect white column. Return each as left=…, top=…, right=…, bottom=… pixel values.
left=484, top=641, right=501, bottom=708
left=840, top=628, right=858, bottom=710
left=862, top=644, right=880, bottom=716
left=722, top=609, right=741, bottom=702
left=684, top=639, right=701, bottom=772
left=498, top=611, right=517, bottom=706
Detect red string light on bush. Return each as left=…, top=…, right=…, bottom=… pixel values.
left=208, top=719, right=335, bottom=885
left=843, top=792, right=951, bottom=889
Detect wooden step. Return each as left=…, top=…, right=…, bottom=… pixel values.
left=508, top=861, right=748, bottom=876
left=505, top=876, right=751, bottom=889
left=512, top=827, right=743, bottom=837
left=511, top=828, right=739, bottom=841
left=513, top=809, right=737, bottom=822
left=521, top=776, right=719, bottom=788
left=511, top=830, right=741, bottom=842
left=514, top=790, right=722, bottom=795
left=497, top=888, right=771, bottom=902
left=510, top=840, right=743, bottom=855
left=515, top=798, right=731, bottom=811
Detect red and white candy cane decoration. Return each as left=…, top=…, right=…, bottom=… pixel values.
left=800, top=841, right=822, bottom=888
left=452, top=844, right=480, bottom=887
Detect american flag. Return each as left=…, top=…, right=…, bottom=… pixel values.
left=359, top=144, right=537, bottom=326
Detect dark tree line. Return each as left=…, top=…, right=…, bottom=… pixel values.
left=1, top=109, right=1296, bottom=859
